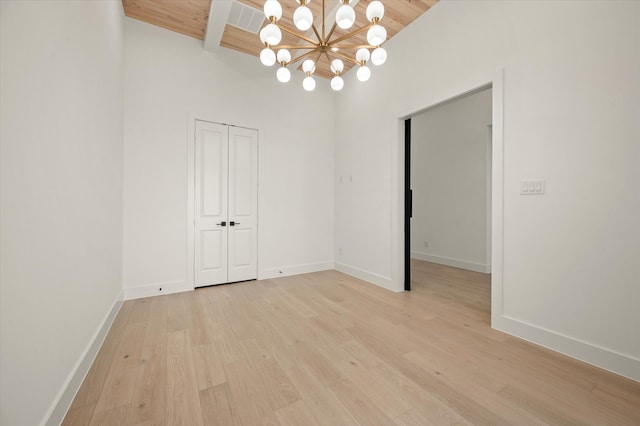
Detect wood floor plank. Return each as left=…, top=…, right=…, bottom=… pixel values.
left=371, top=362, right=471, bottom=425
left=283, top=365, right=359, bottom=426
left=243, top=340, right=300, bottom=411
left=88, top=404, right=129, bottom=426
left=186, top=293, right=218, bottom=346
left=199, top=383, right=243, bottom=426
left=127, top=296, right=168, bottom=425
left=67, top=302, right=134, bottom=411
left=166, top=329, right=204, bottom=426
left=126, top=298, right=152, bottom=325
left=61, top=403, right=96, bottom=426
left=92, top=322, right=146, bottom=414
left=393, top=408, right=437, bottom=426
left=292, top=339, right=345, bottom=387
left=329, top=378, right=395, bottom=426
left=223, top=358, right=281, bottom=426
left=334, top=354, right=412, bottom=419
left=64, top=261, right=640, bottom=425
left=339, top=338, right=384, bottom=369
left=192, top=343, right=226, bottom=391
left=274, top=399, right=321, bottom=426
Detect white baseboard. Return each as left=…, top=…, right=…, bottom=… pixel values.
left=334, top=262, right=398, bottom=292
left=43, top=289, right=123, bottom=426
left=411, top=251, right=491, bottom=273
left=123, top=280, right=192, bottom=300
left=493, top=314, right=640, bottom=383
left=260, top=261, right=334, bottom=280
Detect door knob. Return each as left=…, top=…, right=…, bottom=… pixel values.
left=216, top=221, right=227, bottom=226
left=230, top=221, right=240, bottom=226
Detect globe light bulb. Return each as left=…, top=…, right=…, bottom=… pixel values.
left=260, top=23, right=282, bottom=46
left=371, top=47, right=387, bottom=66
left=356, top=48, right=370, bottom=63
left=264, top=0, right=282, bottom=20
left=277, top=49, right=291, bottom=64
left=357, top=65, right=371, bottom=82
left=367, top=24, right=386, bottom=46
left=331, top=76, right=344, bottom=91
left=260, top=48, right=276, bottom=66
left=366, top=1, right=384, bottom=22
left=331, top=59, right=344, bottom=74
left=336, top=4, right=355, bottom=29
left=294, top=6, right=313, bottom=31
left=276, top=67, right=291, bottom=83
left=303, top=76, right=316, bottom=91
left=302, top=59, right=316, bottom=74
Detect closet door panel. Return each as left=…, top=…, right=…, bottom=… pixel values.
left=194, top=121, right=229, bottom=287
left=227, top=126, right=258, bottom=283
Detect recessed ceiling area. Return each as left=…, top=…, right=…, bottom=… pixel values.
left=122, top=0, right=439, bottom=79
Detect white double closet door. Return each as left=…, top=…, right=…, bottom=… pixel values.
left=194, top=120, right=258, bottom=287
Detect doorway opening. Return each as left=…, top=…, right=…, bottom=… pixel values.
left=403, top=86, right=494, bottom=319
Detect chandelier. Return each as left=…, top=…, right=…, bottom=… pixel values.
left=258, top=0, right=388, bottom=91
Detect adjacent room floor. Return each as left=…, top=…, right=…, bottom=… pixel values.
left=64, top=263, right=640, bottom=425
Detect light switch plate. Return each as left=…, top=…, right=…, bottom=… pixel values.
left=521, top=180, right=545, bottom=195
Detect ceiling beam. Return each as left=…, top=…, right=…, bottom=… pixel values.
left=204, top=0, right=234, bottom=52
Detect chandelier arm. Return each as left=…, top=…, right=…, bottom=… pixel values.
left=323, top=51, right=332, bottom=65
left=328, top=23, right=374, bottom=46
left=330, top=44, right=378, bottom=50
left=331, top=50, right=361, bottom=67
left=311, top=24, right=322, bottom=43
left=288, top=49, right=319, bottom=67
left=276, top=45, right=318, bottom=50
left=321, top=0, right=326, bottom=41
left=325, top=21, right=338, bottom=43
left=278, top=25, right=318, bottom=45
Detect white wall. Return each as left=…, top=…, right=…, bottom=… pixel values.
left=0, top=1, right=124, bottom=425
left=123, top=19, right=335, bottom=298
left=335, top=0, right=640, bottom=380
left=411, top=88, right=492, bottom=272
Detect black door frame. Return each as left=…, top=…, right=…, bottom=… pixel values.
left=404, top=118, right=412, bottom=291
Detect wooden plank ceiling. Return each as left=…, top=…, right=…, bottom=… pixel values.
left=122, top=0, right=438, bottom=79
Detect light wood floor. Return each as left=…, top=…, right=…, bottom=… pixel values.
left=64, top=261, right=640, bottom=425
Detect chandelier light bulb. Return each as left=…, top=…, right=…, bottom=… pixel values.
left=366, top=1, right=384, bottom=22
left=260, top=48, right=276, bottom=66
left=260, top=23, right=282, bottom=46
left=330, top=59, right=344, bottom=74
left=277, top=66, right=291, bottom=83
left=371, top=47, right=387, bottom=65
left=276, top=49, right=291, bottom=64
left=357, top=65, right=371, bottom=82
left=303, top=76, right=316, bottom=91
left=331, top=75, right=344, bottom=91
left=356, top=48, right=370, bottom=63
left=367, top=24, right=386, bottom=46
left=293, top=6, right=313, bottom=31
left=302, top=59, right=316, bottom=74
left=336, top=4, right=355, bottom=29
left=264, top=0, right=283, bottom=21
